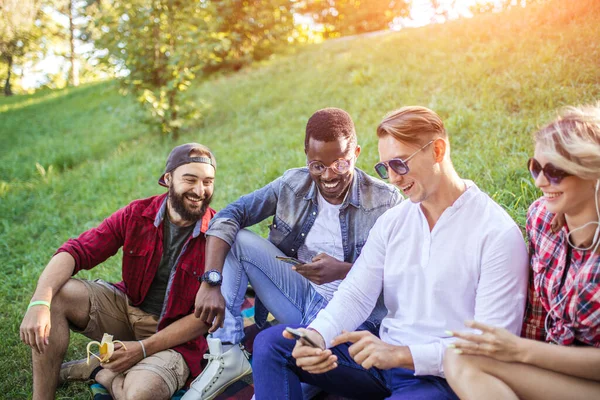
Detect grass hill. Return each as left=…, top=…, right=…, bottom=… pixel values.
left=1, top=0, right=599, bottom=397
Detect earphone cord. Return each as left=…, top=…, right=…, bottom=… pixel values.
left=545, top=180, right=600, bottom=344
left=566, top=180, right=600, bottom=251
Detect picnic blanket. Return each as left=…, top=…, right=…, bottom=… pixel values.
left=90, top=294, right=345, bottom=400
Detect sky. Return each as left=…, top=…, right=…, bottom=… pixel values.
left=404, top=0, right=478, bottom=27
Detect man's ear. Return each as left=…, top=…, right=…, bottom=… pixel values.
left=164, top=172, right=172, bottom=186
left=433, top=139, right=446, bottom=163
left=354, top=144, right=361, bottom=160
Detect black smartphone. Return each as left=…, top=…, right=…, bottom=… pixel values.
left=285, top=327, right=320, bottom=348
left=275, top=256, right=304, bottom=266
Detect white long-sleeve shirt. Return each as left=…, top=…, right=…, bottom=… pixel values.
left=309, top=181, right=528, bottom=377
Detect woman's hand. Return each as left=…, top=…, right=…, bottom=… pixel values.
left=449, top=320, right=528, bottom=363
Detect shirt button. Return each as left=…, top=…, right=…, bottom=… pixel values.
left=312, top=212, right=316, bottom=215
left=291, top=248, right=295, bottom=252
left=301, top=233, right=305, bottom=237
left=129, top=250, right=133, bottom=254
left=273, top=224, right=277, bottom=228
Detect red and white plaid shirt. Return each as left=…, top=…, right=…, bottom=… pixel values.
left=522, top=198, right=600, bottom=347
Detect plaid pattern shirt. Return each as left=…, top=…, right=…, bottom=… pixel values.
left=56, top=194, right=215, bottom=378
left=522, top=198, right=600, bottom=347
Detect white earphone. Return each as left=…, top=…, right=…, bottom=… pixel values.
left=545, top=179, right=600, bottom=344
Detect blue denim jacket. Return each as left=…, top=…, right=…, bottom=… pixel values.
left=207, top=167, right=402, bottom=328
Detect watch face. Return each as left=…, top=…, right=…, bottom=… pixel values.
left=208, top=271, right=220, bottom=282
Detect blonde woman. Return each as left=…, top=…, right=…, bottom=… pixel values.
left=444, top=105, right=600, bottom=399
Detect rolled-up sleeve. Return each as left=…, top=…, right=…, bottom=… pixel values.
left=55, top=205, right=128, bottom=274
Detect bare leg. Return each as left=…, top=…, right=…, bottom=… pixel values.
left=103, top=370, right=172, bottom=400
left=31, top=279, right=91, bottom=400
left=95, top=368, right=120, bottom=397
left=444, top=349, right=600, bottom=400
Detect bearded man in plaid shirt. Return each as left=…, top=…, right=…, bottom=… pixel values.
left=20, top=143, right=218, bottom=400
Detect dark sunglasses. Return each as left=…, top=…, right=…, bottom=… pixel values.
left=527, top=158, right=571, bottom=185
left=374, top=140, right=434, bottom=180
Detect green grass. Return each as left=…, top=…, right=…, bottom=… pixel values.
left=1, top=0, right=599, bottom=397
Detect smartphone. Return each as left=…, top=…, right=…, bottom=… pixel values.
left=275, top=255, right=304, bottom=266
left=285, top=327, right=320, bottom=348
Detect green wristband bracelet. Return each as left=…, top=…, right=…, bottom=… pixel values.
left=27, top=301, right=51, bottom=311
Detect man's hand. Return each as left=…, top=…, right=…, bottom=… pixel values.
left=449, top=320, right=527, bottom=363
left=193, top=282, right=225, bottom=333
left=101, top=341, right=144, bottom=374
left=332, top=330, right=411, bottom=370
left=293, top=253, right=350, bottom=285
left=283, top=328, right=338, bottom=374
left=20, top=305, right=51, bottom=354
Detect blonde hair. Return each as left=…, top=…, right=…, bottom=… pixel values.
left=377, top=106, right=447, bottom=144
left=535, top=104, right=600, bottom=180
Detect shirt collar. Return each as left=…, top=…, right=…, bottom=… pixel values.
left=448, top=180, right=477, bottom=210
left=153, top=195, right=210, bottom=238
left=550, top=212, right=566, bottom=234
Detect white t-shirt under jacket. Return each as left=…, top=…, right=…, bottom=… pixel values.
left=298, top=192, right=345, bottom=301
left=309, top=181, right=529, bottom=377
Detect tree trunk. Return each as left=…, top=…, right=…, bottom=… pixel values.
left=167, top=0, right=178, bottom=137
left=67, top=0, right=79, bottom=86
left=4, top=55, right=13, bottom=96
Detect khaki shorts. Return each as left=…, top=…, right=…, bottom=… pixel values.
left=73, top=279, right=190, bottom=394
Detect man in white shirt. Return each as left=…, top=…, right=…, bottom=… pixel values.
left=251, top=106, right=529, bottom=399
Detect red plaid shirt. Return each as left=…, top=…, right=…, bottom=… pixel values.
left=56, top=193, right=214, bottom=378
left=522, top=198, right=600, bottom=347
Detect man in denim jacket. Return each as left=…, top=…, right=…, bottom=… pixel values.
left=184, top=108, right=401, bottom=400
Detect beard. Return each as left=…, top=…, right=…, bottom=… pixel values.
left=168, top=185, right=212, bottom=223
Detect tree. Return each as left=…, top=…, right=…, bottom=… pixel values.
left=298, top=0, right=412, bottom=38
left=0, top=0, right=41, bottom=95
left=207, top=0, right=295, bottom=70
left=87, top=0, right=295, bottom=136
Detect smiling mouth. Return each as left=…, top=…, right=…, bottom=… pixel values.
left=401, top=182, right=414, bottom=193
left=321, top=181, right=340, bottom=190
left=185, top=194, right=204, bottom=204
left=543, top=192, right=563, bottom=200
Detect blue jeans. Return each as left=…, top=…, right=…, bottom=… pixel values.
left=252, top=324, right=459, bottom=400
left=212, top=230, right=328, bottom=344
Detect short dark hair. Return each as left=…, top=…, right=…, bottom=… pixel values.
left=304, top=108, right=357, bottom=151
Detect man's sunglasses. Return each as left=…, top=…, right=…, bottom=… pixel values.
left=527, top=158, right=571, bottom=185
left=308, top=158, right=352, bottom=176
left=374, top=140, right=434, bottom=180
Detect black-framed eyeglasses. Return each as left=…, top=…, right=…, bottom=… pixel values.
left=374, top=140, right=435, bottom=180
left=307, top=158, right=353, bottom=176
left=528, top=158, right=571, bottom=185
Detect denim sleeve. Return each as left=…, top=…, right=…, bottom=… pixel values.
left=206, top=177, right=282, bottom=245
left=391, top=187, right=403, bottom=207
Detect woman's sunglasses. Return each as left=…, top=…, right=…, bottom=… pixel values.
left=528, top=158, right=571, bottom=185
left=374, top=140, right=434, bottom=180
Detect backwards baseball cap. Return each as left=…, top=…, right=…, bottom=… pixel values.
left=158, top=143, right=217, bottom=187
